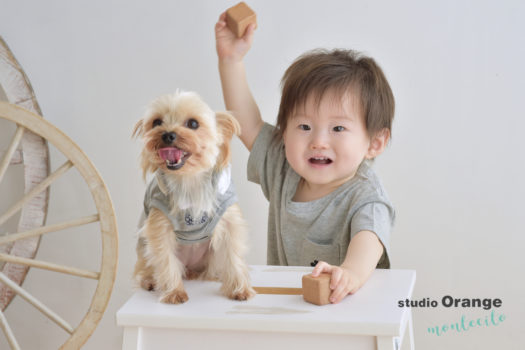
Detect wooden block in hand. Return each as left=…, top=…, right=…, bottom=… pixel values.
left=302, top=273, right=331, bottom=305
left=226, top=2, right=257, bottom=38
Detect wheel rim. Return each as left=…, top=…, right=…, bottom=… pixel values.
left=0, top=102, right=118, bottom=349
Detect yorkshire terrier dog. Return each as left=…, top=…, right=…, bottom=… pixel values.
left=132, top=91, right=254, bottom=304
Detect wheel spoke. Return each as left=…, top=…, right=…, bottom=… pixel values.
left=0, top=272, right=74, bottom=334
left=0, top=125, right=25, bottom=183
left=0, top=160, right=73, bottom=227
left=0, top=214, right=99, bottom=246
left=7, top=149, right=23, bottom=165
left=0, top=253, right=99, bottom=279
left=0, top=309, right=20, bottom=350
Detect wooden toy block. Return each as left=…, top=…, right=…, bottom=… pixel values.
left=302, top=273, right=331, bottom=306
left=226, top=2, right=257, bottom=38
left=253, top=273, right=332, bottom=306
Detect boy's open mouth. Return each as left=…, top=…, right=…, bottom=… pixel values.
left=309, top=156, right=333, bottom=165
left=158, top=147, right=191, bottom=170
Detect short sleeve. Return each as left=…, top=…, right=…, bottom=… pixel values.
left=350, top=202, right=395, bottom=268
left=247, top=123, right=286, bottom=200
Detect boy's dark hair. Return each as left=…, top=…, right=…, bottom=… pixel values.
left=276, top=49, right=395, bottom=139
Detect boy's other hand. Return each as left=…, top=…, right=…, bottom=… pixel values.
left=311, top=261, right=361, bottom=304
left=215, top=11, right=256, bottom=63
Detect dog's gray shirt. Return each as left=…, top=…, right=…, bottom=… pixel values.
left=143, top=168, right=238, bottom=244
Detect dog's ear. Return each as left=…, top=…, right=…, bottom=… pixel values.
left=217, top=111, right=241, bottom=140
left=132, top=119, right=144, bottom=139
left=215, top=111, right=241, bottom=170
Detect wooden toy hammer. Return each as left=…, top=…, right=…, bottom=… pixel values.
left=253, top=273, right=332, bottom=306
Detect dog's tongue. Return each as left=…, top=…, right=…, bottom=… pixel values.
left=159, top=147, right=183, bottom=162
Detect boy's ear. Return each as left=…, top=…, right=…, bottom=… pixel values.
left=215, top=111, right=241, bottom=170
left=132, top=119, right=144, bottom=139
left=366, top=128, right=390, bottom=159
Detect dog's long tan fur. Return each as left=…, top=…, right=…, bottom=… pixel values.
left=132, top=91, right=254, bottom=304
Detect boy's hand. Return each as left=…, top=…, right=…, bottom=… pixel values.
left=215, top=11, right=256, bottom=63
left=311, top=261, right=361, bottom=304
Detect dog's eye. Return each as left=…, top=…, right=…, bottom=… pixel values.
left=186, top=118, right=199, bottom=130
left=152, top=119, right=163, bottom=128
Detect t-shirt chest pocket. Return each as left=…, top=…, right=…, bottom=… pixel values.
left=300, top=238, right=341, bottom=267
left=283, top=204, right=342, bottom=266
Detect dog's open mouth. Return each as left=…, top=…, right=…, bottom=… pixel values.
left=158, top=147, right=191, bottom=170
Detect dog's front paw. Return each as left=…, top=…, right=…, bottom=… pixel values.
left=227, top=286, right=256, bottom=301
left=140, top=278, right=156, bottom=291
left=160, top=289, right=189, bottom=304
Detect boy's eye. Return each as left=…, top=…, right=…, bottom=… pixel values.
left=333, top=126, right=345, bottom=132
left=152, top=119, right=163, bottom=127
left=186, top=118, right=199, bottom=130
left=299, top=124, right=311, bottom=131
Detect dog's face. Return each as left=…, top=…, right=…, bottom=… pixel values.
left=133, top=91, right=240, bottom=178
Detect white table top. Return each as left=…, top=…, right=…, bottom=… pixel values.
left=117, top=265, right=416, bottom=337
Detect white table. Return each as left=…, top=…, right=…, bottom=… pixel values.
left=117, top=265, right=416, bottom=350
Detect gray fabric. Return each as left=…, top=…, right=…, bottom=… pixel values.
left=143, top=170, right=238, bottom=245
left=248, top=123, right=394, bottom=268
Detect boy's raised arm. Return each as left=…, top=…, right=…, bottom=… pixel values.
left=216, top=12, right=263, bottom=151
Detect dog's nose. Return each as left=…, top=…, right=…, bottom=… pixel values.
left=162, top=132, right=177, bottom=145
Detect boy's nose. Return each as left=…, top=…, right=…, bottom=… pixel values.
left=309, top=131, right=329, bottom=150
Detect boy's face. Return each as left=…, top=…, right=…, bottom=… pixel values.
left=283, top=90, right=375, bottom=192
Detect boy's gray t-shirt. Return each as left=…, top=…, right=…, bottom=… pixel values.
left=248, top=123, right=394, bottom=268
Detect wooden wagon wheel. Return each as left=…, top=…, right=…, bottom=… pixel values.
left=0, top=38, right=118, bottom=349
left=0, top=102, right=119, bottom=350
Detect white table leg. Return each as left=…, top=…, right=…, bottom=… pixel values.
left=397, top=308, right=415, bottom=350
left=122, top=326, right=141, bottom=350
left=407, top=310, right=415, bottom=350
left=377, top=336, right=400, bottom=350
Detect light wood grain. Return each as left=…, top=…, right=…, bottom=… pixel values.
left=1, top=35, right=118, bottom=349
left=253, top=286, right=303, bottom=295
left=0, top=160, right=72, bottom=227
left=0, top=309, right=20, bottom=350
left=0, top=272, right=74, bottom=334
left=0, top=253, right=100, bottom=279
left=0, top=214, right=99, bottom=246
left=0, top=35, right=50, bottom=312
left=0, top=125, right=24, bottom=182
left=6, top=149, right=23, bottom=165
left=0, top=102, right=119, bottom=349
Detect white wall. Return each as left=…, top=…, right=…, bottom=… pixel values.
left=1, top=0, right=524, bottom=349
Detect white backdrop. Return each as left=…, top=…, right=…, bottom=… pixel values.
left=1, top=0, right=524, bottom=349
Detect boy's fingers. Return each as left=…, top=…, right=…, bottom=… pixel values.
left=245, top=23, right=256, bottom=36
left=329, top=279, right=346, bottom=303
left=242, top=23, right=256, bottom=44
left=215, top=12, right=228, bottom=33
left=215, top=21, right=226, bottom=32
left=311, top=261, right=332, bottom=276
left=330, top=286, right=345, bottom=304
left=329, top=268, right=343, bottom=290
left=330, top=278, right=355, bottom=303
